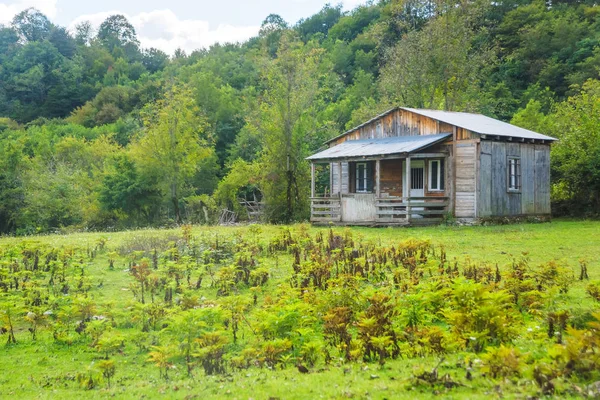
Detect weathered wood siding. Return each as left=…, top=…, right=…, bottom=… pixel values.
left=331, top=109, right=455, bottom=145
left=478, top=141, right=551, bottom=217
left=380, top=159, right=403, bottom=197
left=455, top=142, right=477, bottom=218
left=341, top=194, right=376, bottom=222
left=534, top=146, right=551, bottom=214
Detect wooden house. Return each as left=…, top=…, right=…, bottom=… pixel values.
left=307, top=107, right=557, bottom=226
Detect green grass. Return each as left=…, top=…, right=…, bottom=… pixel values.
left=0, top=219, right=599, bottom=399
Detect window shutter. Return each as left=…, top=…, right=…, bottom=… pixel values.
left=366, top=162, right=374, bottom=192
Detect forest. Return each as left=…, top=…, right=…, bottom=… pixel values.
left=1, top=0, right=600, bottom=234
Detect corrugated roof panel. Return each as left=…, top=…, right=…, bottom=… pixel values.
left=307, top=133, right=451, bottom=161
left=400, top=108, right=557, bottom=141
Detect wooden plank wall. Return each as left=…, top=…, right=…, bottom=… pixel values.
left=534, top=146, right=551, bottom=214
left=330, top=109, right=480, bottom=147
left=477, top=141, right=551, bottom=216
left=332, top=109, right=456, bottom=145
left=455, top=142, right=477, bottom=218
left=380, top=159, right=403, bottom=197
left=479, top=141, right=492, bottom=216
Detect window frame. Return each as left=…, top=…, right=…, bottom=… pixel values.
left=356, top=162, right=368, bottom=193
left=428, top=159, right=445, bottom=192
left=507, top=156, right=522, bottom=193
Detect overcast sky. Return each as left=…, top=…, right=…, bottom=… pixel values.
left=0, top=0, right=366, bottom=54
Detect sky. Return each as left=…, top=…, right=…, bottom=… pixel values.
left=0, top=0, right=366, bottom=54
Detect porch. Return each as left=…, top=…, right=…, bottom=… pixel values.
left=307, top=134, right=452, bottom=226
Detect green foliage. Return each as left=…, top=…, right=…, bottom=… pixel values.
left=1, top=0, right=600, bottom=228
left=132, top=85, right=216, bottom=223
left=0, top=222, right=599, bottom=397
left=587, top=281, right=600, bottom=302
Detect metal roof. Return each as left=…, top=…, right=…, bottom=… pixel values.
left=325, top=107, right=557, bottom=144
left=400, top=108, right=557, bottom=141
left=307, top=133, right=452, bottom=161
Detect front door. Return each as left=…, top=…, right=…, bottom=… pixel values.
left=404, top=160, right=425, bottom=218
left=403, top=160, right=425, bottom=197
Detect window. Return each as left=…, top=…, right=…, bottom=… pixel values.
left=356, top=162, right=368, bottom=192
left=507, top=157, right=521, bottom=192
left=428, top=159, right=445, bottom=191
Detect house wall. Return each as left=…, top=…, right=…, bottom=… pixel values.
left=478, top=141, right=551, bottom=217
left=455, top=141, right=478, bottom=219
left=380, top=159, right=403, bottom=197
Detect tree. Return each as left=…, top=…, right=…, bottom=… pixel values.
left=11, top=8, right=51, bottom=43
left=259, top=14, right=289, bottom=57
left=99, top=154, right=160, bottom=223
left=296, top=4, right=343, bottom=41
left=74, top=21, right=94, bottom=46
left=259, top=14, right=289, bottom=37
left=380, top=6, right=494, bottom=111
left=254, top=33, right=323, bottom=222
left=142, top=48, right=169, bottom=73
left=546, top=80, right=600, bottom=215
left=48, top=26, right=76, bottom=58
left=132, top=85, right=214, bottom=223
left=0, top=25, right=19, bottom=56
left=0, top=138, right=27, bottom=233
left=97, top=15, right=139, bottom=54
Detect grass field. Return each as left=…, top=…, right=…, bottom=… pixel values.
left=1, top=220, right=599, bottom=399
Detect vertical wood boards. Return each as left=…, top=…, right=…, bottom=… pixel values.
left=455, top=142, right=477, bottom=218
left=405, top=157, right=411, bottom=222
left=311, top=163, right=315, bottom=198
left=380, top=159, right=403, bottom=196
left=479, top=140, right=551, bottom=217
left=491, top=142, right=507, bottom=215
left=341, top=194, right=377, bottom=222
left=375, top=159, right=381, bottom=197
left=478, top=141, right=492, bottom=217
left=331, top=109, right=454, bottom=146
left=521, top=144, right=536, bottom=214
left=535, top=145, right=551, bottom=214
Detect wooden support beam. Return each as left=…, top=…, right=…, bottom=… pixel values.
left=410, top=152, right=447, bottom=159
left=337, top=161, right=342, bottom=195
left=310, top=163, right=315, bottom=198
left=405, top=156, right=411, bottom=223
left=375, top=159, right=381, bottom=197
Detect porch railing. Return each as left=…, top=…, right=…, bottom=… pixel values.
left=376, top=196, right=449, bottom=224
left=310, top=196, right=342, bottom=223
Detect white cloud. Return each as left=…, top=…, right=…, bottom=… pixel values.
left=0, top=0, right=57, bottom=24
left=69, top=9, right=260, bottom=55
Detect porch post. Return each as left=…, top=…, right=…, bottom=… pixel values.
left=310, top=162, right=316, bottom=198
left=375, top=159, right=381, bottom=198
left=337, top=161, right=343, bottom=195
left=405, top=156, right=411, bottom=223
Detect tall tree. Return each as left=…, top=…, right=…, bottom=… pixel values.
left=11, top=8, right=51, bottom=43
left=97, top=15, right=139, bottom=55
left=379, top=3, right=493, bottom=111
left=255, top=33, right=323, bottom=222
left=132, top=85, right=214, bottom=223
